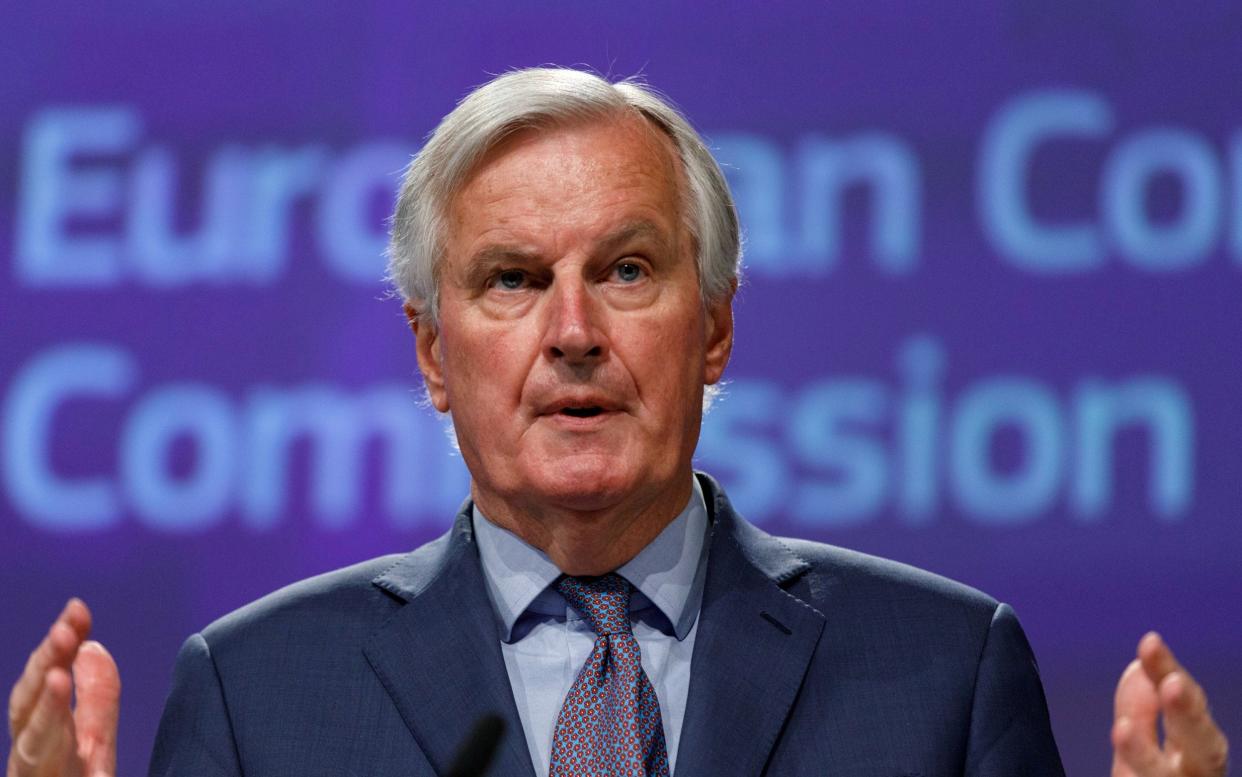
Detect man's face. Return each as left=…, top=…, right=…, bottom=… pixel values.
left=412, top=116, right=733, bottom=518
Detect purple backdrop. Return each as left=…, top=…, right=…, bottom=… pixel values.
left=3, top=3, right=1240, bottom=774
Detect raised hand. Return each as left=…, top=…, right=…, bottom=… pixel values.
left=1112, top=632, right=1229, bottom=777
left=6, top=599, right=120, bottom=777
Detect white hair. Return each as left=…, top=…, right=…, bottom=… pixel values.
left=386, top=67, right=741, bottom=323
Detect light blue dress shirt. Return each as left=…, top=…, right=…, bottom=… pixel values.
left=473, top=477, right=710, bottom=777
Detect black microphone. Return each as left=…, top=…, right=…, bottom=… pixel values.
left=445, top=713, right=506, bottom=777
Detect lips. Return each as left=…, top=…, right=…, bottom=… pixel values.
left=536, top=394, right=623, bottom=420
left=559, top=406, right=604, bottom=418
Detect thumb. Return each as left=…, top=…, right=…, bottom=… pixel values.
left=71, top=641, right=119, bottom=776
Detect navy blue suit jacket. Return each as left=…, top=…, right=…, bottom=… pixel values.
left=150, top=474, right=1065, bottom=776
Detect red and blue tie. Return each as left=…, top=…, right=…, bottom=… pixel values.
left=548, top=574, right=671, bottom=777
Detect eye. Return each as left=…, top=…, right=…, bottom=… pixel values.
left=492, top=269, right=527, bottom=290
left=612, top=261, right=645, bottom=283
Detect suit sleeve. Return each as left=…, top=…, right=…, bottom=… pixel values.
left=148, top=633, right=245, bottom=777
left=963, top=603, right=1066, bottom=777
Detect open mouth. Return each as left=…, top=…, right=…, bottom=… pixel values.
left=559, top=406, right=605, bottom=418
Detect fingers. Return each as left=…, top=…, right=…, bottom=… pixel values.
left=1115, top=658, right=1161, bottom=740
left=6, top=602, right=109, bottom=777
left=1140, top=634, right=1230, bottom=777
left=9, top=600, right=92, bottom=740
left=71, top=642, right=120, bottom=776
left=8, top=667, right=81, bottom=777
left=1138, top=632, right=1180, bottom=684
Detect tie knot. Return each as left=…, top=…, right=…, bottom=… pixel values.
left=556, top=573, right=633, bottom=636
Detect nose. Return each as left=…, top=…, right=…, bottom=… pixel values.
left=542, top=276, right=606, bottom=364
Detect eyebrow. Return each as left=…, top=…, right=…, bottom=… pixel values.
left=461, top=245, right=540, bottom=288
left=596, top=220, right=670, bottom=257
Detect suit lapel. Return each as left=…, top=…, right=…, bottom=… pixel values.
left=363, top=512, right=536, bottom=777
left=675, top=477, right=827, bottom=776
left=359, top=476, right=823, bottom=777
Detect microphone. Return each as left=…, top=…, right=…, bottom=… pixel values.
left=445, top=713, right=506, bottom=777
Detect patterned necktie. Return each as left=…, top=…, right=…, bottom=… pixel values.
left=548, top=574, right=671, bottom=777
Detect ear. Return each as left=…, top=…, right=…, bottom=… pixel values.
left=703, top=279, right=736, bottom=386
left=405, top=301, right=450, bottom=412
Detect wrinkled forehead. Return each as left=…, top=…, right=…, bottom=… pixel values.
left=440, top=113, right=692, bottom=264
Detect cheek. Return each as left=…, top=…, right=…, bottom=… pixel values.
left=441, top=325, right=530, bottom=408
left=632, top=314, right=707, bottom=405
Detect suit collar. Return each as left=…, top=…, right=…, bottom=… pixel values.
left=365, top=500, right=536, bottom=777
left=674, top=473, right=827, bottom=776
left=698, top=472, right=812, bottom=585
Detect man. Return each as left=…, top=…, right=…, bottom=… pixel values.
left=7, top=68, right=1230, bottom=777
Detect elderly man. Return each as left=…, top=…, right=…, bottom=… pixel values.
left=7, top=68, right=1230, bottom=777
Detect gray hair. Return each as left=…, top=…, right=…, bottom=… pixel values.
left=386, top=67, right=741, bottom=323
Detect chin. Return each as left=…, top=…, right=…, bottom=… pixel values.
left=524, top=455, right=643, bottom=512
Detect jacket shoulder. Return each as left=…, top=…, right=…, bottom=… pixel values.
left=197, top=544, right=439, bottom=661
left=699, top=470, right=1002, bottom=628
left=778, top=535, right=998, bottom=614
left=762, top=534, right=1011, bottom=685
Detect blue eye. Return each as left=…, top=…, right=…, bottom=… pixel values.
left=614, top=262, right=644, bottom=283
left=495, top=270, right=526, bottom=290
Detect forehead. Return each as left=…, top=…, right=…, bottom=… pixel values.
left=445, top=115, right=687, bottom=252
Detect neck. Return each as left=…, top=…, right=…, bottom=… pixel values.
left=472, top=476, right=693, bottom=576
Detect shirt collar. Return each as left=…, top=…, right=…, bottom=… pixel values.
left=473, top=476, right=710, bottom=644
